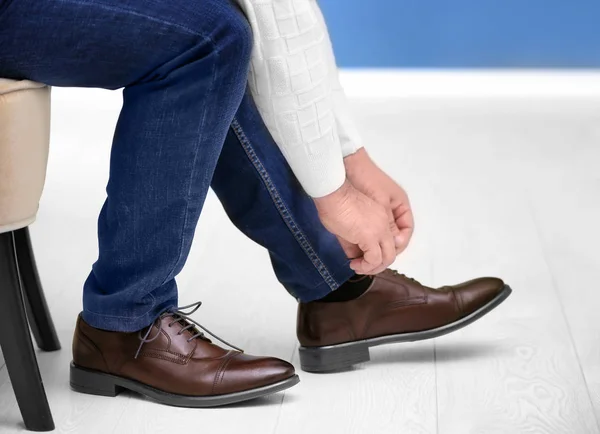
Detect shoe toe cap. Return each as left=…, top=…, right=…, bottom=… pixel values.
left=217, top=353, right=296, bottom=394
left=453, top=277, right=506, bottom=316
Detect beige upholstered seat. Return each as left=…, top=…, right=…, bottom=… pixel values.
left=0, top=79, right=51, bottom=233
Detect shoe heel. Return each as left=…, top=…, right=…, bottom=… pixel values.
left=299, top=343, right=370, bottom=373
left=70, top=362, right=123, bottom=397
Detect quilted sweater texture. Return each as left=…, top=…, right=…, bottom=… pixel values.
left=236, top=0, right=363, bottom=197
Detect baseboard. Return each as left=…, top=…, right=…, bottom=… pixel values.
left=339, top=69, right=600, bottom=99
left=51, top=69, right=600, bottom=111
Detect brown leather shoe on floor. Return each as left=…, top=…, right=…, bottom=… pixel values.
left=71, top=302, right=299, bottom=407
left=297, top=270, right=512, bottom=372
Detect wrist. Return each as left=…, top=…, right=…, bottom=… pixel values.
left=314, top=179, right=353, bottom=213
left=343, top=147, right=371, bottom=177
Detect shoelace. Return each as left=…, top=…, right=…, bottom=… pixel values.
left=134, top=301, right=243, bottom=359
left=389, top=269, right=422, bottom=285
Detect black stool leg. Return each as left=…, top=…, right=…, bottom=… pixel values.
left=0, top=231, right=54, bottom=431
left=13, top=227, right=60, bottom=352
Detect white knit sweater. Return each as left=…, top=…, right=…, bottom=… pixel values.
left=235, top=0, right=363, bottom=197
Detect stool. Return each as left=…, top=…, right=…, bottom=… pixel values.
left=0, top=78, right=60, bottom=432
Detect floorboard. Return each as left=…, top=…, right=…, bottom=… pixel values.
left=1, top=95, right=598, bottom=433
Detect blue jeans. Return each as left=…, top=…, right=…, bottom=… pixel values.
left=0, top=0, right=353, bottom=332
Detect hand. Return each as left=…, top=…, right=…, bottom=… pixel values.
left=344, top=148, right=414, bottom=254
left=314, top=180, right=396, bottom=275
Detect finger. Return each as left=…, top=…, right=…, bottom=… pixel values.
left=337, top=237, right=362, bottom=260
left=394, top=223, right=414, bottom=254
left=387, top=208, right=401, bottom=235
left=394, top=235, right=405, bottom=251
left=350, top=257, right=379, bottom=275
left=393, top=204, right=414, bottom=233
left=353, top=241, right=382, bottom=274
left=395, top=228, right=414, bottom=254
left=362, top=241, right=382, bottom=269
left=349, top=258, right=364, bottom=273
left=382, top=235, right=396, bottom=268
left=371, top=236, right=396, bottom=275
left=386, top=208, right=403, bottom=254
left=393, top=206, right=415, bottom=254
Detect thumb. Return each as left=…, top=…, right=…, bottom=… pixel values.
left=387, top=208, right=403, bottom=253
left=337, top=236, right=362, bottom=260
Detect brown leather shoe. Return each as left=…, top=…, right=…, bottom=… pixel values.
left=71, top=302, right=299, bottom=406
left=297, top=270, right=512, bottom=372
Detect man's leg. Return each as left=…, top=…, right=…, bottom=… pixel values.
left=1, top=0, right=300, bottom=405
left=0, top=0, right=253, bottom=331
left=213, top=91, right=511, bottom=375
left=212, top=90, right=354, bottom=302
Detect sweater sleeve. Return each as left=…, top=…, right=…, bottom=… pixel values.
left=235, top=0, right=348, bottom=197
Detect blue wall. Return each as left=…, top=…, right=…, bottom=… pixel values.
left=319, top=0, right=600, bottom=68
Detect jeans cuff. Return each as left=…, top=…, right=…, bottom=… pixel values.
left=296, top=261, right=355, bottom=303
left=81, top=308, right=167, bottom=332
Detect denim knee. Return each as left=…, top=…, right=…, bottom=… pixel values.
left=194, top=1, right=253, bottom=74
left=223, top=5, right=253, bottom=67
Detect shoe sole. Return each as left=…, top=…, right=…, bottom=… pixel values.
left=299, top=284, right=513, bottom=373
left=70, top=362, right=300, bottom=407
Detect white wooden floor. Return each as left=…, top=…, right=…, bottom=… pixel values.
left=1, top=93, right=599, bottom=433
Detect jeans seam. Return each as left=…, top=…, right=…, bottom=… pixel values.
left=230, top=119, right=339, bottom=291
left=56, top=0, right=205, bottom=37
left=158, top=50, right=220, bottom=288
